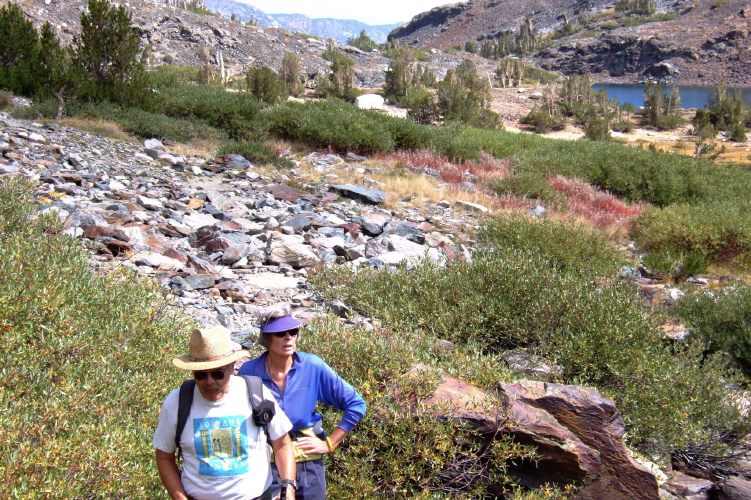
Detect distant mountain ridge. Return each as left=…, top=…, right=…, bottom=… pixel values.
left=203, top=0, right=403, bottom=43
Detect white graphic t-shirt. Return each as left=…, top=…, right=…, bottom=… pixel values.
left=153, top=376, right=292, bottom=500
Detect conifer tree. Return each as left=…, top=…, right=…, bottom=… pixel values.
left=39, top=23, right=77, bottom=118
left=384, top=46, right=415, bottom=102
left=74, top=0, right=147, bottom=104
left=0, top=2, right=42, bottom=96
left=246, top=66, right=286, bottom=104
left=279, top=52, right=304, bottom=97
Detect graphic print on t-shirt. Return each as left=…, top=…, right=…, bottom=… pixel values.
left=193, top=415, right=248, bottom=476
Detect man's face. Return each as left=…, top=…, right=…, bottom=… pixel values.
left=193, top=364, right=232, bottom=402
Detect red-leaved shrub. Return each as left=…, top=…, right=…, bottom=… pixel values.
left=549, top=175, right=645, bottom=229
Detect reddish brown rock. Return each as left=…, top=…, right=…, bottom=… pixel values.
left=405, top=365, right=659, bottom=499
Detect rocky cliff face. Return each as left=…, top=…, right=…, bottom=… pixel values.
left=389, top=0, right=751, bottom=86
left=529, top=0, right=751, bottom=86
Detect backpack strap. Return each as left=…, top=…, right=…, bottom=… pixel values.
left=241, top=375, right=275, bottom=441
left=243, top=374, right=264, bottom=409
left=175, top=379, right=196, bottom=458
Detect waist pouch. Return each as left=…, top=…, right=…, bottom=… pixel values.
left=270, top=426, right=323, bottom=463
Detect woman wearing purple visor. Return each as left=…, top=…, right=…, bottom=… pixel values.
left=238, top=304, right=366, bottom=500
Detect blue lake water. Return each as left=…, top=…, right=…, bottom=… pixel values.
left=591, top=84, right=751, bottom=109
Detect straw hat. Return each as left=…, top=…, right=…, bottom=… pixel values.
left=173, top=326, right=248, bottom=371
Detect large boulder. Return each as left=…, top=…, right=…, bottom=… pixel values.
left=354, top=93, right=385, bottom=110
left=404, top=365, right=659, bottom=499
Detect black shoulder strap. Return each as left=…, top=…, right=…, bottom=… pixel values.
left=176, top=379, right=196, bottom=457
left=242, top=375, right=264, bottom=409
left=241, top=375, right=275, bottom=441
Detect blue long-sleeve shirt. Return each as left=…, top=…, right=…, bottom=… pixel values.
left=238, top=351, right=366, bottom=432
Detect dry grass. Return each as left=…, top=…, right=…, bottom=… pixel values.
left=376, top=149, right=511, bottom=184
left=55, top=118, right=135, bottom=142
left=289, top=154, right=505, bottom=211
left=168, top=139, right=220, bottom=158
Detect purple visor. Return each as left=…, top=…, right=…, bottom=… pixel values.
left=260, top=316, right=303, bottom=333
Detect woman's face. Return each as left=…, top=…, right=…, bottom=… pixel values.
left=267, top=328, right=299, bottom=357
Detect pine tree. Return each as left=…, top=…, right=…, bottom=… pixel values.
left=74, top=0, right=147, bottom=104
left=246, top=66, right=286, bottom=104
left=39, top=23, right=77, bottom=118
left=279, top=52, right=303, bottom=97
left=384, top=46, right=415, bottom=102
left=0, top=2, right=43, bottom=96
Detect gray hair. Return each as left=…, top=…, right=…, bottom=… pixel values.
left=257, top=303, right=300, bottom=350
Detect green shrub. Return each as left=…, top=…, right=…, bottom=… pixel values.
left=655, top=113, right=685, bottom=131
left=584, top=118, right=611, bottom=141
left=312, top=215, right=747, bottom=454
left=267, top=99, right=396, bottom=155
left=520, top=110, right=565, bottom=133
left=0, top=90, right=12, bottom=110
left=156, top=84, right=268, bottom=141
left=0, top=177, right=191, bottom=497
left=246, top=65, right=287, bottom=104
left=289, top=318, right=538, bottom=498
left=216, top=140, right=292, bottom=168
left=405, top=88, right=440, bottom=125
left=489, top=172, right=561, bottom=204
left=147, top=64, right=200, bottom=89
left=477, top=216, right=623, bottom=275
left=117, top=107, right=229, bottom=143
left=676, top=284, right=751, bottom=373
left=641, top=248, right=710, bottom=280
left=632, top=202, right=751, bottom=270
left=610, top=121, right=635, bottom=133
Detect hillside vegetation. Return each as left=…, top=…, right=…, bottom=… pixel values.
left=3, top=0, right=751, bottom=498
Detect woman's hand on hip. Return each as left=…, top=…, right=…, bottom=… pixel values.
left=295, top=436, right=330, bottom=454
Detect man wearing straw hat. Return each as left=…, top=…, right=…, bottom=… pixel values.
left=153, top=326, right=297, bottom=500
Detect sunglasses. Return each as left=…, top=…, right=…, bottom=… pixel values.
left=193, top=367, right=229, bottom=381
left=272, top=328, right=300, bottom=338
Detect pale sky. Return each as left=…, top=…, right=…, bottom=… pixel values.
left=237, top=0, right=453, bottom=26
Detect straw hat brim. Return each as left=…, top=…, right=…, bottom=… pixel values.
left=172, top=349, right=248, bottom=371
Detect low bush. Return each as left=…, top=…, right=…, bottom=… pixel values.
left=216, top=140, right=292, bottom=168
left=489, top=172, right=561, bottom=205
left=631, top=201, right=751, bottom=270
left=117, top=107, right=229, bottom=143
left=610, top=120, right=635, bottom=133
left=312, top=215, right=748, bottom=455
left=156, top=84, right=268, bottom=142
left=520, top=110, right=566, bottom=133
left=460, top=127, right=713, bottom=207
left=675, top=284, right=751, bottom=374
left=0, top=90, right=12, bottom=110
left=0, top=177, right=191, bottom=497
left=299, top=318, right=540, bottom=498
left=267, top=100, right=396, bottom=155
left=147, top=64, right=201, bottom=89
